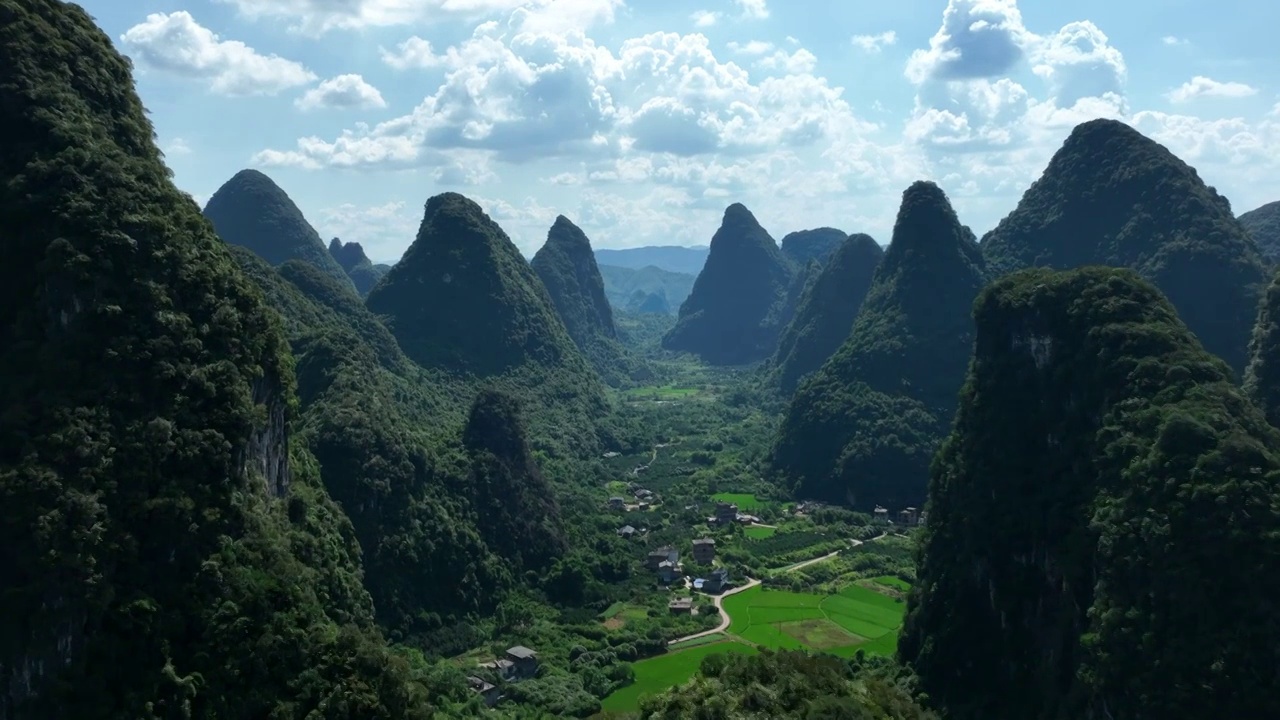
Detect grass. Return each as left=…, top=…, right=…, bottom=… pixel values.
left=600, top=641, right=758, bottom=713
left=622, top=384, right=702, bottom=400
left=711, top=492, right=766, bottom=511
left=721, top=584, right=908, bottom=657
left=872, top=575, right=912, bottom=592
left=599, top=603, right=652, bottom=630
left=667, top=632, right=727, bottom=650
left=744, top=526, right=776, bottom=539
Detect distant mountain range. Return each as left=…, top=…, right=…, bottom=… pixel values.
left=594, top=245, right=710, bottom=275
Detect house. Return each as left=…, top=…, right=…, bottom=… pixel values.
left=668, top=597, right=694, bottom=614
left=479, top=658, right=516, bottom=681
left=617, top=525, right=637, bottom=539
left=658, top=559, right=681, bottom=584
left=713, top=501, right=738, bottom=525
left=634, top=488, right=654, bottom=500
left=700, top=567, right=730, bottom=593
left=873, top=505, right=889, bottom=523
left=691, top=538, right=716, bottom=564
left=638, top=500, right=651, bottom=511
left=899, top=507, right=918, bottom=526
left=506, top=646, right=539, bottom=679
left=608, top=496, right=625, bottom=510
left=467, top=676, right=500, bottom=707
left=646, top=546, right=679, bottom=570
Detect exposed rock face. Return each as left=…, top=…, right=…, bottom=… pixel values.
left=203, top=168, right=354, bottom=289
left=771, top=233, right=884, bottom=393
left=901, top=266, right=1280, bottom=720
left=771, top=182, right=986, bottom=508
left=981, top=118, right=1268, bottom=374
left=662, top=203, right=794, bottom=364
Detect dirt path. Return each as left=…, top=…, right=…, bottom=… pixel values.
left=666, top=531, right=891, bottom=647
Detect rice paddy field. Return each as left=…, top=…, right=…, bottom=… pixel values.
left=599, top=640, right=758, bottom=714
left=721, top=583, right=908, bottom=657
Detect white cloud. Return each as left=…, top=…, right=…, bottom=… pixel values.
left=164, top=137, right=193, bottom=156
left=905, top=0, right=1031, bottom=84
left=1162, top=35, right=1188, bottom=46
left=296, top=74, right=388, bottom=111
left=1166, top=76, right=1259, bottom=104
left=757, top=48, right=818, bottom=75
left=315, top=200, right=420, bottom=261
left=728, top=40, right=774, bottom=56
left=851, top=31, right=897, bottom=53
left=120, top=11, right=316, bottom=96
left=381, top=37, right=443, bottom=70
left=690, top=10, right=719, bottom=27
left=734, top=0, right=769, bottom=20
left=215, top=0, right=621, bottom=35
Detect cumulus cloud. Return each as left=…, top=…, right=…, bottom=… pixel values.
left=296, top=74, right=388, bottom=110
left=690, top=10, right=719, bottom=27
left=734, top=0, right=769, bottom=20
left=381, top=37, right=443, bottom=70
left=215, top=0, right=621, bottom=35
left=905, top=0, right=1030, bottom=84
left=851, top=31, right=897, bottom=53
left=728, top=40, right=774, bottom=56
left=315, top=200, right=420, bottom=261
left=120, top=11, right=316, bottom=95
left=256, top=23, right=874, bottom=169
left=1166, top=76, right=1259, bottom=104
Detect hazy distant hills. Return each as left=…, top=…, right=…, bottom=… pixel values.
left=594, top=245, right=710, bottom=275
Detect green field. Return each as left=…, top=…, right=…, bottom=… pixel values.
left=711, top=492, right=766, bottom=511
left=722, top=584, right=907, bottom=657
left=872, top=575, right=912, bottom=592
left=600, top=641, right=758, bottom=713
left=744, top=525, right=777, bottom=539
left=622, top=384, right=701, bottom=400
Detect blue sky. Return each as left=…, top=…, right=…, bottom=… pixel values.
left=81, top=0, right=1280, bottom=264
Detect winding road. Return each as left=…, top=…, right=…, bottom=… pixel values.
left=666, top=532, right=889, bottom=647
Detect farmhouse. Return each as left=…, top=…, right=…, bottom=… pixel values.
left=657, top=559, right=681, bottom=584
left=467, top=676, right=500, bottom=707
left=668, top=597, right=694, bottom=614
left=608, top=496, right=625, bottom=510
left=479, top=658, right=515, bottom=681
left=873, top=505, right=889, bottom=523
left=713, top=501, right=738, bottom=525
left=691, top=538, right=716, bottom=564
left=617, top=525, right=637, bottom=539
left=506, top=646, right=539, bottom=679
left=646, top=546, right=679, bottom=570
left=899, top=507, right=919, bottom=525
left=698, top=567, right=730, bottom=593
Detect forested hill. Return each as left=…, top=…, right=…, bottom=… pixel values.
left=771, top=233, right=884, bottom=394
left=0, top=2, right=438, bottom=716
left=1245, top=270, right=1280, bottom=427
left=980, top=118, right=1268, bottom=375
left=328, top=237, right=390, bottom=296
left=365, top=192, right=608, bottom=455
left=771, top=182, right=986, bottom=509
left=1239, top=200, right=1280, bottom=264
left=203, top=168, right=355, bottom=289
left=901, top=266, right=1280, bottom=720
left=780, top=227, right=847, bottom=267
left=531, top=216, right=641, bottom=385
left=662, top=203, right=795, bottom=364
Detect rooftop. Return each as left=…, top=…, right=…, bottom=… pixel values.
left=507, top=646, right=537, bottom=659
left=692, top=538, right=715, bottom=546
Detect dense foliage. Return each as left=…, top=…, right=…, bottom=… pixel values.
left=771, top=233, right=885, bottom=394
left=639, top=651, right=934, bottom=719
left=203, top=168, right=354, bottom=289
left=599, top=264, right=695, bottom=316
left=1239, top=200, right=1280, bottom=264
left=980, top=118, right=1268, bottom=374
left=328, top=237, right=389, bottom=296
left=779, top=227, right=847, bottom=267
left=531, top=216, right=643, bottom=385
left=1244, top=269, right=1280, bottom=426
left=901, top=266, right=1280, bottom=720
left=663, top=203, right=795, bottom=365
left=771, top=182, right=986, bottom=508
left=366, top=192, right=608, bottom=456
left=0, top=2, right=439, bottom=715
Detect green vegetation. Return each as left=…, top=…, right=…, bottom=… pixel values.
left=1245, top=269, right=1280, bottom=426
left=711, top=492, right=765, bottom=510
left=600, top=641, right=758, bottom=713
left=365, top=192, right=608, bottom=456
left=663, top=203, right=796, bottom=365
left=0, top=3, right=440, bottom=715
left=780, top=227, right=848, bottom=267
left=204, top=168, right=355, bottom=289
left=901, top=266, right=1280, bottom=720
left=638, top=650, right=934, bottom=718
left=531, top=215, right=645, bottom=386
left=744, top=526, right=777, bottom=539
left=772, top=181, right=987, bottom=510
left=724, top=584, right=907, bottom=657
left=1240, top=200, right=1280, bottom=264
left=599, top=264, right=696, bottom=316
left=328, top=237, right=389, bottom=296
left=771, top=232, right=885, bottom=393
left=980, top=118, right=1268, bottom=374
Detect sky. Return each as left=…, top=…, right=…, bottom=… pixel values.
left=80, top=0, right=1280, bottom=264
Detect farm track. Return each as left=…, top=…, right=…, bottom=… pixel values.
left=666, top=532, right=890, bottom=647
